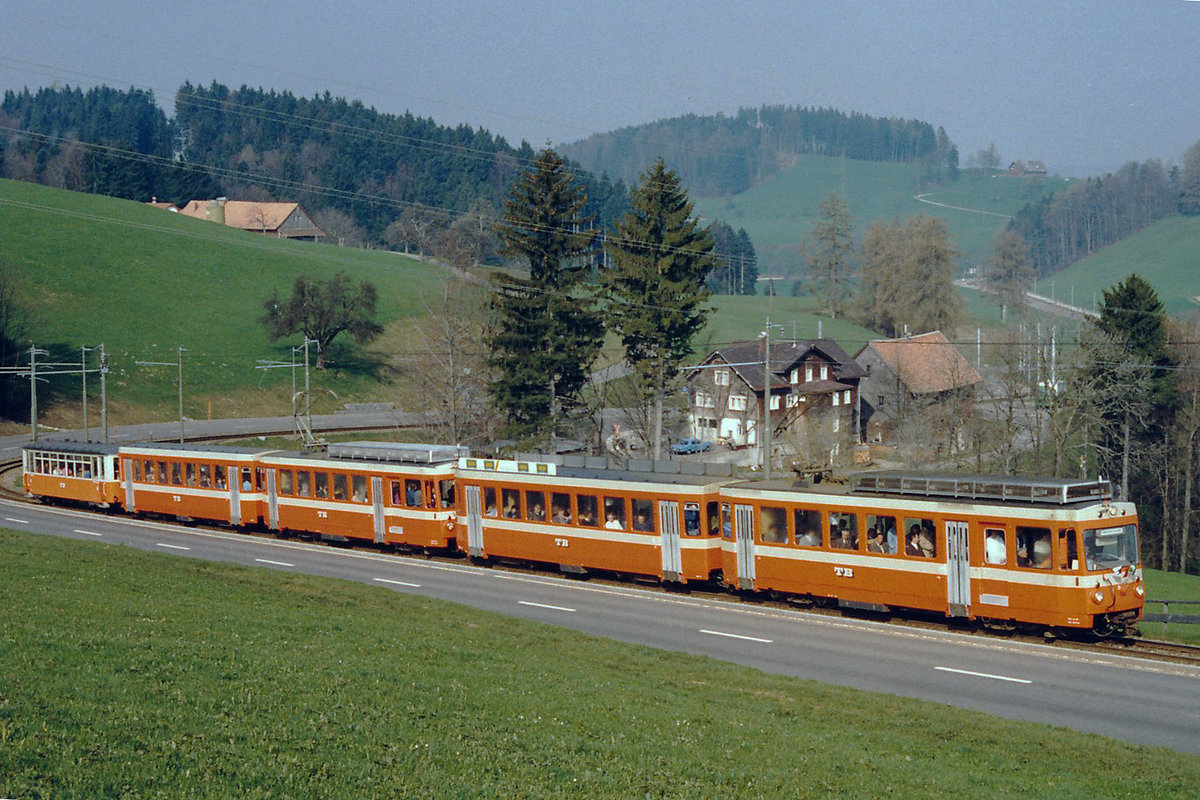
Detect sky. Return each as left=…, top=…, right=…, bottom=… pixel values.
left=2, top=1, right=1199, bottom=178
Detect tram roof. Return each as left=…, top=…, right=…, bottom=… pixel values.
left=23, top=440, right=121, bottom=456
left=118, top=441, right=280, bottom=456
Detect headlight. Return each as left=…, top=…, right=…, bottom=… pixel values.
left=1092, top=589, right=1106, bottom=604
left=1135, top=584, right=1145, bottom=597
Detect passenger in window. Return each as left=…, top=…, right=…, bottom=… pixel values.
left=905, top=525, right=923, bottom=556
left=796, top=527, right=820, bottom=547
left=605, top=510, right=624, bottom=530
left=406, top=481, right=422, bottom=507
left=552, top=505, right=570, bottom=524
left=866, top=527, right=885, bottom=553
left=985, top=531, right=1007, bottom=565
left=1030, top=535, right=1052, bottom=568
left=528, top=501, right=545, bottom=521
left=633, top=510, right=653, bottom=532
left=832, top=518, right=855, bottom=549
left=918, top=531, right=936, bottom=558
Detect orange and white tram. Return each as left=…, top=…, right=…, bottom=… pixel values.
left=117, top=442, right=280, bottom=526
left=453, top=456, right=735, bottom=582
left=721, top=472, right=1144, bottom=635
left=259, top=442, right=462, bottom=547
left=23, top=441, right=123, bottom=507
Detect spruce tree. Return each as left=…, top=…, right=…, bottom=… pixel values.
left=807, top=192, right=856, bottom=318
left=605, top=158, right=716, bottom=459
left=488, top=148, right=603, bottom=446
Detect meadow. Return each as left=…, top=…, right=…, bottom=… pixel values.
left=3, top=529, right=1199, bottom=799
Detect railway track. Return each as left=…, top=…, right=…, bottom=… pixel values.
left=5, top=457, right=1199, bottom=669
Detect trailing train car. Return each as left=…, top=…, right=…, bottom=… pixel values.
left=720, top=472, right=1143, bottom=635
left=454, top=456, right=735, bottom=582
left=23, top=441, right=123, bottom=507
left=118, top=442, right=280, bottom=526
left=260, top=442, right=463, bottom=547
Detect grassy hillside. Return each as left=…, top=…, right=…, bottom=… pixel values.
left=1034, top=215, right=1200, bottom=317
left=700, top=294, right=880, bottom=355
left=693, top=157, right=1067, bottom=274
left=4, top=529, right=1198, bottom=798
left=0, top=179, right=449, bottom=421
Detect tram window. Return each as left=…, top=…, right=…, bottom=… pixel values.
left=501, top=488, right=520, bottom=518
left=390, top=480, right=402, bottom=505
left=1016, top=526, right=1052, bottom=569
left=791, top=508, right=820, bottom=546
left=760, top=507, right=787, bottom=543
left=185, top=463, right=197, bottom=487
left=830, top=512, right=859, bottom=550
left=984, top=528, right=1007, bottom=565
left=706, top=501, right=719, bottom=537
left=721, top=503, right=732, bottom=539
left=631, top=498, right=654, bottom=532
left=157, top=461, right=168, bottom=484
left=83, top=458, right=94, bottom=479
left=242, top=468, right=255, bottom=492
left=684, top=503, right=702, bottom=537
left=278, top=470, right=294, bottom=496
left=904, top=518, right=936, bottom=558
left=405, top=479, right=423, bottom=508
left=296, top=471, right=311, bottom=497
left=312, top=472, right=327, bottom=498
left=439, top=480, right=455, bottom=508
left=865, top=514, right=896, bottom=553
left=604, top=497, right=626, bottom=530
left=332, top=474, right=348, bottom=500
left=577, top=494, right=598, bottom=526
left=352, top=475, right=368, bottom=503
left=170, top=462, right=183, bottom=486
left=214, top=465, right=227, bottom=490
left=483, top=487, right=498, bottom=516
left=551, top=492, right=571, bottom=524
left=525, top=491, right=546, bottom=521
left=199, top=464, right=212, bottom=488
left=1059, top=528, right=1078, bottom=570
left=132, top=460, right=142, bottom=481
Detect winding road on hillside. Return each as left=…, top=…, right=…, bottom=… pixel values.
left=5, top=498, right=1198, bottom=755
left=913, top=192, right=1014, bottom=219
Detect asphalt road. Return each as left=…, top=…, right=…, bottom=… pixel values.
left=5, top=496, right=1199, bottom=755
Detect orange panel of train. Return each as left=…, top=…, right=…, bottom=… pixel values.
left=720, top=472, right=1143, bottom=635
left=260, top=442, right=463, bottom=547
left=118, top=442, right=279, bottom=526
left=23, top=441, right=123, bottom=507
left=454, top=456, right=735, bottom=582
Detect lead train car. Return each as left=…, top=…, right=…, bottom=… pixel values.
left=721, top=472, right=1144, bottom=635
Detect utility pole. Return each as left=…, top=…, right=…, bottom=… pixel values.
left=99, top=343, right=109, bottom=443
left=137, top=346, right=187, bottom=443
left=29, top=346, right=48, bottom=442
left=81, top=346, right=90, bottom=441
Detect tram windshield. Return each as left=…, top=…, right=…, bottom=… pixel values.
left=1084, top=523, right=1139, bottom=570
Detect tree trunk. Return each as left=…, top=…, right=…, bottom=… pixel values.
left=1120, top=411, right=1130, bottom=501
left=1182, top=436, right=1195, bottom=573
left=651, top=359, right=664, bottom=462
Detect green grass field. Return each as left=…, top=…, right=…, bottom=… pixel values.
left=3, top=530, right=1198, bottom=799
left=693, top=159, right=1067, bottom=274
left=0, top=178, right=448, bottom=421
left=1034, top=215, right=1200, bottom=317
left=1143, top=567, right=1200, bottom=644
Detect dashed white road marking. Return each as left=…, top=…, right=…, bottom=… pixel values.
left=5, top=517, right=29, bottom=524
left=255, top=558, right=294, bottom=567
left=518, top=600, right=577, bottom=613
left=935, top=666, right=1031, bottom=684
left=373, top=577, right=421, bottom=588
left=700, top=629, right=773, bottom=644
left=74, top=529, right=102, bottom=537
left=156, top=542, right=191, bottom=551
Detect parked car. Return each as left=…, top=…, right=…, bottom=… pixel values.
left=670, top=438, right=712, bottom=455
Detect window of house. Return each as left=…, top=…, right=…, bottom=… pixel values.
left=805, top=365, right=813, bottom=382
left=820, top=364, right=828, bottom=380
left=729, top=395, right=747, bottom=411
left=790, top=369, right=799, bottom=384
left=770, top=395, right=780, bottom=410
left=843, top=389, right=852, bottom=404
left=787, top=394, right=799, bottom=408
left=833, top=392, right=840, bottom=406
left=714, top=369, right=730, bottom=386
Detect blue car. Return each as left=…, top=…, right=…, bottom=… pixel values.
left=670, top=437, right=712, bottom=455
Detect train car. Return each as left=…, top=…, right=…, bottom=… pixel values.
left=454, top=455, right=735, bottom=582
left=23, top=441, right=123, bottom=507
left=260, top=442, right=463, bottom=547
left=118, top=442, right=280, bottom=526
left=720, top=471, right=1143, bottom=635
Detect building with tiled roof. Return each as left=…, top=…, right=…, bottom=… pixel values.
left=686, top=338, right=866, bottom=459
left=854, top=331, right=982, bottom=434
left=175, top=198, right=325, bottom=241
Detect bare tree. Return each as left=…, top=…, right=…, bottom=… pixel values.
left=312, top=207, right=367, bottom=248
